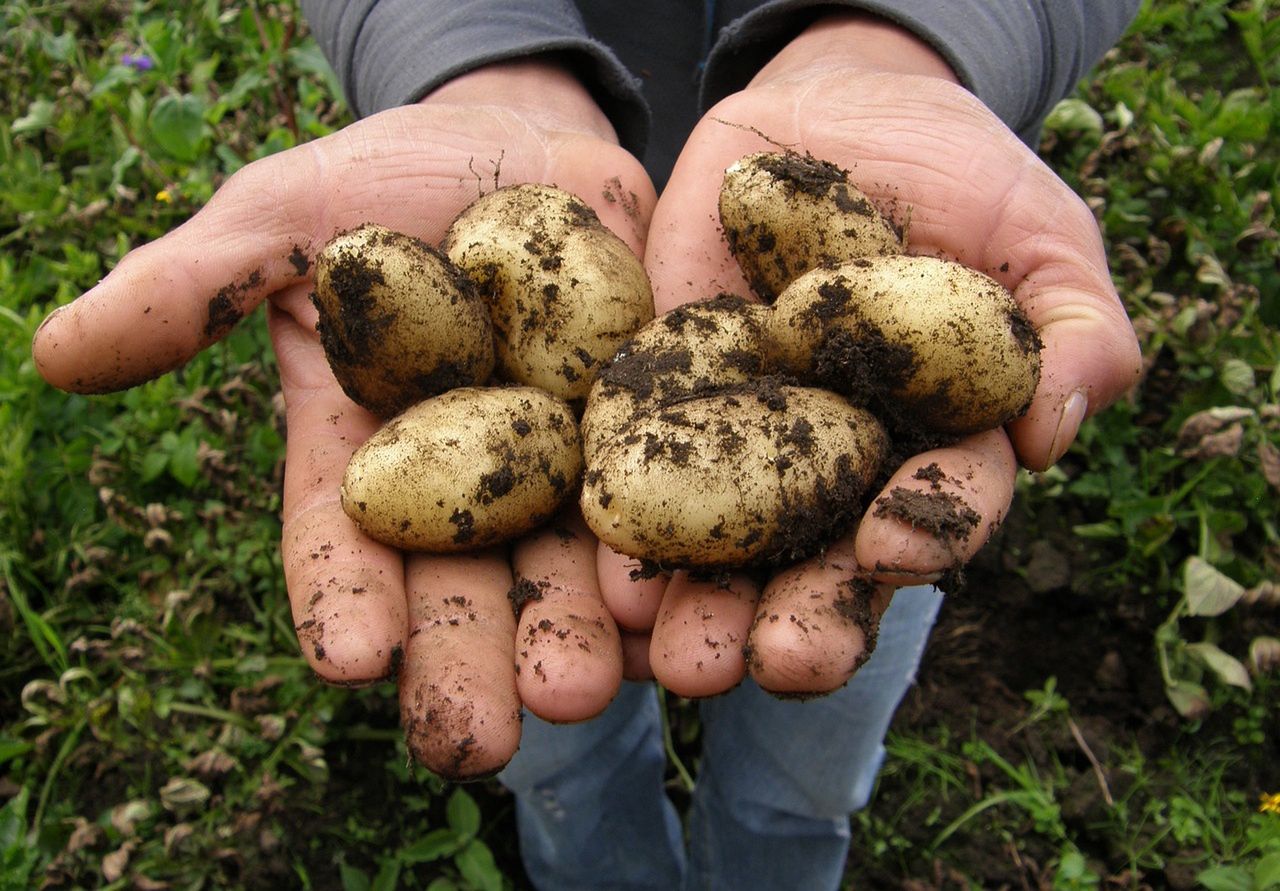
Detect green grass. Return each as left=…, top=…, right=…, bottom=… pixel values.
left=1, top=0, right=1277, bottom=889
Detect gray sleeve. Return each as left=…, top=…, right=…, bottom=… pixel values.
left=700, top=0, right=1141, bottom=143
left=298, top=0, right=649, bottom=152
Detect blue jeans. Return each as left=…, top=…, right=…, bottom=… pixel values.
left=498, top=585, right=943, bottom=891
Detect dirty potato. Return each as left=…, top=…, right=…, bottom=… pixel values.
left=342, top=387, right=582, bottom=552
left=719, top=151, right=902, bottom=303
left=443, top=183, right=654, bottom=403
left=767, top=256, right=1043, bottom=435
left=312, top=224, right=495, bottom=419
left=581, top=383, right=888, bottom=568
left=580, top=295, right=769, bottom=460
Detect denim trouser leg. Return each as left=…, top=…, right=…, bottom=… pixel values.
left=683, top=585, right=943, bottom=891
left=499, top=585, right=943, bottom=891
left=497, top=681, right=686, bottom=890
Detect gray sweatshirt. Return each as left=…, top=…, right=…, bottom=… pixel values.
left=299, top=0, right=1140, bottom=185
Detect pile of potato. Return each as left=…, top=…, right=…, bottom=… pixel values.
left=314, top=184, right=652, bottom=552
left=579, top=152, right=1041, bottom=568
left=315, top=151, right=1042, bottom=570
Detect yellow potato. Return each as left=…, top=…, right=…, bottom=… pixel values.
left=581, top=384, right=887, bottom=568
left=313, top=224, right=494, bottom=418
left=580, top=295, right=768, bottom=460
left=719, top=151, right=901, bottom=302
left=767, top=256, right=1042, bottom=435
left=444, top=183, right=654, bottom=403
left=342, top=387, right=582, bottom=552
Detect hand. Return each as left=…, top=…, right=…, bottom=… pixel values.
left=32, top=60, right=657, bottom=778
left=596, top=14, right=1142, bottom=697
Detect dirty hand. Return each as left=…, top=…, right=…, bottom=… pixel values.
left=32, top=60, right=656, bottom=779
left=596, top=14, right=1142, bottom=697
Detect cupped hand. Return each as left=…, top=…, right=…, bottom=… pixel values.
left=598, top=14, right=1142, bottom=698
left=32, top=60, right=656, bottom=778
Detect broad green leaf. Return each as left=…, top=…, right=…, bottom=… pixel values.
left=1165, top=680, right=1211, bottom=719
left=455, top=839, right=503, bottom=891
left=446, top=788, right=481, bottom=839
left=1257, top=853, right=1280, bottom=890
left=12, top=99, right=55, bottom=135
left=0, top=786, right=29, bottom=850
left=1184, top=556, right=1245, bottom=617
left=1044, top=98, right=1104, bottom=135
left=149, top=94, right=207, bottom=162
left=41, top=32, right=76, bottom=62
left=370, top=859, right=402, bottom=891
left=89, top=65, right=138, bottom=98
left=1220, top=359, right=1256, bottom=396
left=1196, top=865, right=1253, bottom=891
left=338, top=862, right=370, bottom=891
left=168, top=432, right=201, bottom=489
left=0, top=739, right=32, bottom=768
left=1186, top=642, right=1252, bottom=690
left=398, top=828, right=461, bottom=864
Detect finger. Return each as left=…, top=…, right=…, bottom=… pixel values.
left=271, top=293, right=408, bottom=685
left=1006, top=271, right=1142, bottom=470
left=648, top=571, right=757, bottom=698
left=400, top=550, right=521, bottom=780
left=596, top=541, right=670, bottom=632
left=620, top=630, right=655, bottom=681
left=854, top=429, right=1016, bottom=583
left=511, top=513, right=623, bottom=722
left=32, top=142, right=326, bottom=394
left=746, top=536, right=894, bottom=695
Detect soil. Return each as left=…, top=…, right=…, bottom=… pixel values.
left=842, top=490, right=1280, bottom=888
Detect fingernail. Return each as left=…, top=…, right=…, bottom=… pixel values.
left=34, top=304, right=65, bottom=339
left=1047, top=389, right=1089, bottom=467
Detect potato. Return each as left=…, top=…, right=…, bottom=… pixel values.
left=581, top=383, right=887, bottom=568
left=443, top=183, right=654, bottom=403
left=313, top=224, right=495, bottom=419
left=342, top=387, right=582, bottom=552
left=767, top=256, right=1042, bottom=435
left=581, top=295, right=769, bottom=460
left=719, top=151, right=901, bottom=302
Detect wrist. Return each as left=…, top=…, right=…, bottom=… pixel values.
left=421, top=58, right=618, bottom=144
left=750, top=12, right=960, bottom=89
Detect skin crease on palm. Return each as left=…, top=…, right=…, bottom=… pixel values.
left=30, top=15, right=1141, bottom=778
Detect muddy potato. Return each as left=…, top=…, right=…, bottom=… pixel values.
left=719, top=151, right=902, bottom=303
left=342, top=387, right=582, bottom=552
left=581, top=384, right=888, bottom=568
left=313, top=224, right=495, bottom=419
left=767, top=256, right=1042, bottom=435
left=443, top=183, right=654, bottom=403
left=580, top=295, right=769, bottom=460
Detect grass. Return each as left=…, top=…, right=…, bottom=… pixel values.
left=1, top=0, right=1276, bottom=889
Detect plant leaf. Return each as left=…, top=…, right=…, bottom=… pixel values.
left=1196, top=865, right=1253, bottom=891
left=1165, top=680, right=1211, bottom=720
left=455, top=839, right=503, bottom=891
left=1220, top=358, right=1256, bottom=396
left=1256, top=853, right=1280, bottom=890
left=13, top=99, right=55, bottom=135
left=1044, top=98, right=1104, bottom=135
left=1184, top=557, right=1245, bottom=617
left=149, top=94, right=206, bottom=162
left=1186, top=642, right=1252, bottom=691
left=398, top=828, right=461, bottom=864
left=446, top=787, right=481, bottom=839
